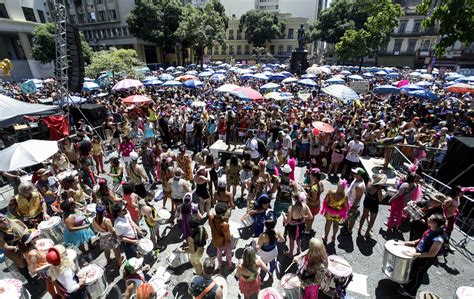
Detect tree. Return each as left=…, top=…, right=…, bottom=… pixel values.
left=32, top=22, right=92, bottom=64
left=417, top=0, right=474, bottom=56
left=127, top=0, right=183, bottom=63
left=206, top=0, right=229, bottom=30
left=85, top=48, right=144, bottom=79
left=176, top=3, right=227, bottom=68
left=239, top=10, right=286, bottom=47
left=252, top=47, right=275, bottom=64
left=335, top=0, right=403, bottom=70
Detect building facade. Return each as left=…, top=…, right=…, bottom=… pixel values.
left=0, top=0, right=54, bottom=81
left=43, top=0, right=160, bottom=64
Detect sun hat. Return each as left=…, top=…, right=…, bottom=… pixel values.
left=130, top=151, right=139, bottom=160
left=351, top=167, right=366, bottom=176
left=124, top=257, right=144, bottom=272
left=371, top=174, right=387, bottom=186
left=281, top=164, right=292, bottom=174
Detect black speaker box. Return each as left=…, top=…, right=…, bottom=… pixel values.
left=436, top=137, right=474, bottom=187
left=66, top=23, right=84, bottom=93
left=70, top=104, right=107, bottom=127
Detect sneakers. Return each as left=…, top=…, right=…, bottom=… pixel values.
left=397, top=286, right=415, bottom=298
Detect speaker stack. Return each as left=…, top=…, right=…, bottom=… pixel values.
left=66, top=23, right=84, bottom=93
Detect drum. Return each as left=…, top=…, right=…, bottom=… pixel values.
left=77, top=264, right=108, bottom=298
left=320, top=255, right=353, bottom=295
left=229, top=223, right=240, bottom=250
left=157, top=209, right=171, bottom=225
left=38, top=216, right=64, bottom=244
left=456, top=286, right=474, bottom=299
left=138, top=238, right=154, bottom=256
left=35, top=238, right=54, bottom=253
left=403, top=201, right=424, bottom=221
left=166, top=252, right=190, bottom=268
left=0, top=278, right=31, bottom=298
left=382, top=240, right=417, bottom=284
left=258, top=287, right=283, bottom=299
left=86, top=204, right=97, bottom=218
left=148, top=277, right=169, bottom=299
left=280, top=273, right=301, bottom=299
left=66, top=248, right=80, bottom=270
left=241, top=214, right=254, bottom=227
left=213, top=275, right=228, bottom=299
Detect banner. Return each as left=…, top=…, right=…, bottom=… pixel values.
left=20, top=80, right=37, bottom=94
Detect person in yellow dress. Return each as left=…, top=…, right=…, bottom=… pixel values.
left=320, top=180, right=349, bottom=243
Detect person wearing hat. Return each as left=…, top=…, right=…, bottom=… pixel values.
left=123, top=257, right=150, bottom=296
left=19, top=230, right=50, bottom=277
left=92, top=203, right=123, bottom=266
left=34, top=168, right=60, bottom=216
left=169, top=167, right=191, bottom=215
left=126, top=151, right=148, bottom=199
left=11, top=182, right=49, bottom=228
left=358, top=174, right=387, bottom=238
left=272, top=164, right=298, bottom=219
left=46, top=245, right=89, bottom=298
left=112, top=202, right=145, bottom=259
left=342, top=167, right=367, bottom=234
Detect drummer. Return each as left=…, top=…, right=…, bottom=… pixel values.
left=190, top=257, right=224, bottom=299
left=9, top=182, right=50, bottom=228
left=408, top=194, right=444, bottom=241
left=18, top=230, right=50, bottom=278
left=122, top=257, right=151, bottom=295
left=112, top=203, right=146, bottom=259
left=397, top=213, right=446, bottom=298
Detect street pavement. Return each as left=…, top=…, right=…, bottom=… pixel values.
left=0, top=164, right=472, bottom=299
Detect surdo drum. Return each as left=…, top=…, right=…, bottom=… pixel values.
left=38, top=216, right=64, bottom=244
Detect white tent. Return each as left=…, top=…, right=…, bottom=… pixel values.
left=0, top=94, right=61, bottom=127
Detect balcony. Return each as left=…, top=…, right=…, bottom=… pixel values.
left=391, top=28, right=438, bottom=37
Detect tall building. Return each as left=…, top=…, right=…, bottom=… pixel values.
left=0, top=0, right=54, bottom=81
left=43, top=0, right=159, bottom=63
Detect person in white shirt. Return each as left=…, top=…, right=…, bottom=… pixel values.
left=281, top=129, right=293, bottom=157
left=341, top=134, right=364, bottom=179
left=244, top=130, right=260, bottom=162
left=342, top=167, right=367, bottom=234
left=112, top=203, right=145, bottom=259
left=168, top=168, right=191, bottom=214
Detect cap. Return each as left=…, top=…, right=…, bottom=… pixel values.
left=130, top=151, right=139, bottom=161
left=124, top=257, right=144, bottom=272
left=281, top=164, right=292, bottom=174
left=96, top=203, right=106, bottom=213
left=351, top=167, right=366, bottom=176
left=46, top=247, right=61, bottom=266
left=98, top=178, right=107, bottom=185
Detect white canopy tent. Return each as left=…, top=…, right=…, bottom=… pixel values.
left=0, top=94, right=61, bottom=127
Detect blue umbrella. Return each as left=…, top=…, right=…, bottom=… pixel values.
left=143, top=79, right=163, bottom=86
left=252, top=73, right=270, bottom=80
left=325, top=77, right=345, bottom=84
left=455, top=76, right=474, bottom=83
left=183, top=79, right=203, bottom=88
left=198, top=71, right=213, bottom=77
left=400, top=83, right=424, bottom=92
left=269, top=73, right=287, bottom=81
left=186, top=70, right=198, bottom=75
left=297, top=79, right=318, bottom=87
left=210, top=74, right=226, bottom=82
left=282, top=77, right=298, bottom=84
left=260, top=82, right=280, bottom=90
left=386, top=73, right=400, bottom=78
left=373, top=85, right=400, bottom=95
left=162, top=80, right=182, bottom=87
left=362, top=72, right=374, bottom=78
left=281, top=71, right=293, bottom=77
left=165, top=66, right=175, bottom=72
left=408, top=90, right=439, bottom=101
left=347, top=75, right=364, bottom=81
left=445, top=74, right=464, bottom=81
left=215, top=69, right=227, bottom=74
left=82, top=81, right=99, bottom=91
left=241, top=73, right=254, bottom=80
left=415, top=81, right=433, bottom=87
left=302, top=73, right=317, bottom=79
left=159, top=74, right=174, bottom=81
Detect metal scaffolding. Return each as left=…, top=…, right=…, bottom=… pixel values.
left=53, top=0, right=68, bottom=102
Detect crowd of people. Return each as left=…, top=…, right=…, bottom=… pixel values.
left=0, top=63, right=472, bottom=298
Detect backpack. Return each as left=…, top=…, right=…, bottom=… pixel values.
left=255, top=138, right=267, bottom=158
left=192, top=226, right=208, bottom=248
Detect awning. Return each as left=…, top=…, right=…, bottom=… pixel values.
left=0, top=94, right=61, bottom=127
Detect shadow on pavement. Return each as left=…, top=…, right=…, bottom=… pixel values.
left=375, top=278, right=407, bottom=298
left=337, top=233, right=354, bottom=253
left=356, top=234, right=377, bottom=256
left=172, top=282, right=192, bottom=299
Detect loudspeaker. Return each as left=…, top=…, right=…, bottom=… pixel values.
left=66, top=23, right=84, bottom=93
left=70, top=104, right=107, bottom=127
left=436, top=137, right=474, bottom=187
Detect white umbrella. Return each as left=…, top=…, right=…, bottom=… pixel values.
left=252, top=73, right=270, bottom=81
left=321, top=84, right=358, bottom=102
left=282, top=77, right=298, bottom=84
left=0, top=140, right=58, bottom=171
left=216, top=84, right=240, bottom=93
left=191, top=101, right=206, bottom=108
left=420, top=73, right=434, bottom=81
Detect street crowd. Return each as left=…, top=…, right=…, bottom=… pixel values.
left=0, top=63, right=472, bottom=299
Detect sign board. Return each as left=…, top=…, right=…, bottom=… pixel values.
left=20, top=80, right=37, bottom=94
left=349, top=81, right=370, bottom=94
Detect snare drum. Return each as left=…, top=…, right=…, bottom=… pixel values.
left=229, top=223, right=240, bottom=250
left=148, top=277, right=168, bottom=299
left=35, top=238, right=54, bottom=253
left=280, top=273, right=301, bottom=299
left=258, top=287, right=282, bottom=299
left=38, top=216, right=64, bottom=244
left=320, top=255, right=353, bottom=295
left=382, top=239, right=416, bottom=284
left=157, top=209, right=171, bottom=225
left=213, top=275, right=228, bottom=299
left=0, top=278, right=31, bottom=298
left=166, top=252, right=190, bottom=268
left=86, top=204, right=97, bottom=218
left=138, top=238, right=154, bottom=256
left=403, top=201, right=424, bottom=221
left=66, top=248, right=80, bottom=270
left=77, top=264, right=108, bottom=298
left=241, top=214, right=254, bottom=227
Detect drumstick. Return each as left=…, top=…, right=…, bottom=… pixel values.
left=284, top=261, right=296, bottom=273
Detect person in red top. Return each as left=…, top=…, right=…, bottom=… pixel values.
left=120, top=136, right=135, bottom=165
left=217, top=115, right=227, bottom=141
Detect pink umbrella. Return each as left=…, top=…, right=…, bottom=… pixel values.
left=112, top=79, right=144, bottom=91
left=230, top=87, right=263, bottom=100
left=312, top=121, right=334, bottom=133
left=397, top=79, right=410, bottom=88
left=122, top=95, right=152, bottom=105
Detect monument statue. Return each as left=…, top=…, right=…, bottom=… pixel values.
left=297, top=24, right=306, bottom=49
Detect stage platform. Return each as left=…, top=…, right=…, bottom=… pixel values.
left=360, top=156, right=399, bottom=188
left=209, top=139, right=245, bottom=160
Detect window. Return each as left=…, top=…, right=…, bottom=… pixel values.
left=393, top=39, right=403, bottom=53
left=379, top=42, right=388, bottom=53
left=122, top=27, right=129, bottom=36
left=245, top=45, right=250, bottom=55
left=0, top=4, right=9, bottom=19
left=229, top=30, right=234, bottom=40
left=221, top=47, right=226, bottom=55
left=108, top=9, right=116, bottom=20
left=97, top=0, right=103, bottom=3
left=37, top=10, right=46, bottom=23
left=269, top=45, right=275, bottom=54
left=214, top=46, right=219, bottom=55
left=413, top=21, right=421, bottom=33
left=98, top=11, right=106, bottom=21
left=288, top=28, right=294, bottom=39
left=287, top=45, right=293, bottom=53
left=78, top=13, right=85, bottom=23
left=22, top=7, right=37, bottom=22
left=229, top=45, right=234, bottom=55
left=398, top=20, right=407, bottom=33
left=407, top=39, right=417, bottom=53
left=237, top=30, right=242, bottom=40
left=107, top=28, right=112, bottom=37
left=420, top=40, right=430, bottom=51
left=236, top=45, right=242, bottom=55
left=278, top=45, right=283, bottom=54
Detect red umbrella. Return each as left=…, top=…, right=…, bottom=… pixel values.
left=397, top=80, right=410, bottom=88
left=176, top=74, right=197, bottom=81
left=312, top=128, right=320, bottom=136
left=230, top=87, right=263, bottom=100
left=446, top=83, right=474, bottom=94
left=312, top=121, right=334, bottom=133
left=122, top=95, right=152, bottom=105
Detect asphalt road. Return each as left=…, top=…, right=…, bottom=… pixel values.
left=0, top=164, right=472, bottom=299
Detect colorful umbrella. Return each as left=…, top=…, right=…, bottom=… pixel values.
left=122, top=95, right=152, bottom=105
left=112, top=79, right=144, bottom=91
left=400, top=83, right=424, bottom=92
left=297, top=79, right=318, bottom=87
left=230, top=87, right=263, bottom=100
left=397, top=80, right=410, bottom=88
left=408, top=90, right=439, bottom=101
left=143, top=78, right=163, bottom=86
left=373, top=85, right=400, bottom=95
left=216, top=84, right=240, bottom=93
left=455, top=76, right=474, bottom=83
left=446, top=83, right=474, bottom=94
left=312, top=121, right=334, bottom=133
left=176, top=74, right=197, bottom=81
left=321, top=84, right=358, bottom=102
left=183, top=79, right=203, bottom=88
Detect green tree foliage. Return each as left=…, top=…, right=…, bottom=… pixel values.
left=335, top=0, right=403, bottom=69
left=176, top=3, right=227, bottom=68
left=85, top=48, right=144, bottom=79
left=252, top=47, right=275, bottom=64
left=239, top=10, right=286, bottom=47
left=127, top=0, right=183, bottom=61
left=32, top=22, right=92, bottom=64
left=206, top=0, right=229, bottom=30
left=417, top=0, right=474, bottom=56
